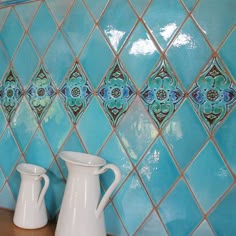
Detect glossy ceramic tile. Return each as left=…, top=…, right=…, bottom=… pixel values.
left=0, top=0, right=236, bottom=234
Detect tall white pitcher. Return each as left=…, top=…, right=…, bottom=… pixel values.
left=55, top=151, right=121, bottom=236
left=13, top=163, right=49, bottom=229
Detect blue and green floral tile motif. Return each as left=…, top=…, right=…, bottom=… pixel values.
left=141, top=60, right=184, bottom=129
left=0, top=69, right=23, bottom=121
left=60, top=62, right=93, bottom=123
left=189, top=57, right=236, bottom=131
left=26, top=65, right=56, bottom=121
left=97, top=60, right=136, bottom=126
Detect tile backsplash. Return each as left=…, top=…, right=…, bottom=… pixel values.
left=0, top=0, right=236, bottom=235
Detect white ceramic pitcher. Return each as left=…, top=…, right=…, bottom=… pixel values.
left=13, top=163, right=49, bottom=229
left=55, top=151, right=121, bottom=236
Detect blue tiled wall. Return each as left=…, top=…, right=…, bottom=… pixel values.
left=0, top=0, right=236, bottom=235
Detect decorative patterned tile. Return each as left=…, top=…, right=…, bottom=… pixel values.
left=138, top=138, right=179, bottom=205
left=136, top=211, right=167, bottom=236
left=214, top=108, right=236, bottom=174
left=42, top=97, right=72, bottom=154
left=1, top=68, right=23, bottom=121
left=163, top=100, right=208, bottom=169
left=167, top=18, right=212, bottom=89
left=185, top=141, right=233, bottom=212
left=144, top=0, right=186, bottom=50
left=189, top=58, right=236, bottom=131
left=141, top=60, right=184, bottom=129
left=117, top=98, right=158, bottom=165
left=62, top=0, right=94, bottom=56
left=158, top=179, right=203, bottom=236
left=83, top=0, right=108, bottom=20
left=10, top=98, right=38, bottom=151
left=29, top=2, right=56, bottom=56
left=0, top=183, right=16, bottom=210
left=97, top=60, right=136, bottom=126
left=26, top=65, right=56, bottom=121
left=76, top=97, right=112, bottom=154
left=25, top=129, right=53, bottom=169
left=99, top=0, right=137, bottom=53
left=1, top=9, right=24, bottom=59
left=120, top=22, right=160, bottom=89
left=129, top=0, right=151, bottom=16
left=80, top=28, right=114, bottom=89
left=113, top=172, right=153, bottom=235
left=13, top=35, right=39, bottom=87
left=60, top=62, right=92, bottom=123
left=193, top=0, right=236, bottom=49
left=208, top=186, right=236, bottom=235
left=0, top=127, right=20, bottom=177
left=44, top=31, right=74, bottom=87
left=219, top=27, right=236, bottom=82
left=192, top=220, right=214, bottom=236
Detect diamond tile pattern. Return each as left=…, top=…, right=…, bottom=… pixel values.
left=0, top=0, right=236, bottom=235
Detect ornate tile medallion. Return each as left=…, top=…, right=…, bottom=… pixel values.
left=0, top=69, right=23, bottom=121
left=60, top=62, right=92, bottom=123
left=97, top=60, right=136, bottom=126
left=141, top=60, right=184, bottom=128
left=26, top=65, right=56, bottom=121
left=189, top=57, right=236, bottom=131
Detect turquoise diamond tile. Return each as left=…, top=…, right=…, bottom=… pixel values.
left=59, top=131, right=85, bottom=179
left=99, top=133, right=132, bottom=192
left=25, top=129, right=53, bottom=169
left=26, top=65, right=56, bottom=121
left=1, top=9, right=24, bottom=59
left=80, top=28, right=114, bottom=89
left=167, top=18, right=212, bottom=89
left=117, top=98, right=158, bottom=164
left=144, top=0, right=186, bottom=50
left=46, top=0, right=73, bottom=25
left=1, top=68, right=23, bottom=121
left=62, top=0, right=94, bottom=56
left=138, top=138, right=179, bottom=205
left=8, top=158, right=25, bottom=199
left=141, top=59, right=184, bottom=129
left=136, top=211, right=167, bottom=236
left=185, top=141, right=233, bottom=212
left=158, top=179, right=203, bottom=236
left=192, top=220, right=214, bottom=236
left=60, top=62, right=93, bottom=123
left=129, top=0, right=151, bottom=16
left=163, top=100, right=208, bottom=169
left=0, top=7, right=10, bottom=29
left=0, top=127, right=20, bottom=177
left=83, top=0, right=108, bottom=20
left=189, top=58, right=236, bottom=131
left=99, top=0, right=137, bottom=53
left=193, top=0, right=236, bottom=49
left=97, top=60, right=136, bottom=126
left=29, top=2, right=56, bottom=56
left=15, top=1, right=40, bottom=29
left=104, top=203, right=127, bottom=236
left=13, top=35, right=39, bottom=87
left=10, top=98, right=37, bottom=152
left=0, top=108, right=7, bottom=137
left=219, top=28, right=236, bottom=82
left=0, top=168, right=5, bottom=191
left=0, top=43, right=9, bottom=81
left=0, top=183, right=15, bottom=210
left=42, top=97, right=72, bottom=154
left=182, top=0, right=198, bottom=11
left=215, top=108, right=236, bottom=174
left=120, top=22, right=160, bottom=89
left=44, top=31, right=74, bottom=87
left=208, top=186, right=236, bottom=235
left=113, top=172, right=153, bottom=235
left=76, top=97, right=112, bottom=154
left=45, top=161, right=65, bottom=219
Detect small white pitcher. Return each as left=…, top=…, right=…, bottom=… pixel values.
left=13, top=163, right=50, bottom=229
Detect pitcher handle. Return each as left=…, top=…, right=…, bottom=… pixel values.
left=38, top=174, right=50, bottom=208
left=95, top=164, right=121, bottom=218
